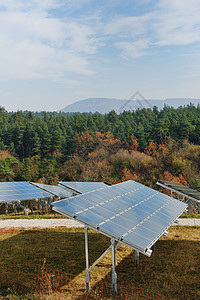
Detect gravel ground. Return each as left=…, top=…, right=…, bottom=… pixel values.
left=0, top=218, right=199, bottom=229
left=175, top=218, right=200, bottom=226
left=0, top=218, right=84, bottom=229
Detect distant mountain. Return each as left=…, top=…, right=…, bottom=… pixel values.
left=59, top=97, right=200, bottom=114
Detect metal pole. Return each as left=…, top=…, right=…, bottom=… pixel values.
left=135, top=250, right=139, bottom=267
left=188, top=199, right=192, bottom=214
left=39, top=199, right=42, bottom=214
left=14, top=202, right=17, bottom=215
left=85, top=226, right=90, bottom=291
left=47, top=198, right=50, bottom=213
left=5, top=202, right=8, bottom=216
left=31, top=201, right=33, bottom=213
left=111, top=239, right=117, bottom=293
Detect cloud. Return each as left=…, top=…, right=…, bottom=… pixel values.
left=102, top=0, right=200, bottom=57
left=116, top=39, right=150, bottom=58
left=0, top=0, right=98, bottom=81
left=154, top=0, right=200, bottom=46
left=0, top=0, right=200, bottom=82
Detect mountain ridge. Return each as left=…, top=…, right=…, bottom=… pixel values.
left=59, top=97, right=200, bottom=114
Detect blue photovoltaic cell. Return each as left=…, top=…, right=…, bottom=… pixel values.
left=52, top=180, right=187, bottom=255
left=31, top=182, right=73, bottom=198
left=76, top=210, right=105, bottom=225
left=0, top=182, right=52, bottom=203
left=58, top=181, right=107, bottom=194
left=124, top=231, right=152, bottom=250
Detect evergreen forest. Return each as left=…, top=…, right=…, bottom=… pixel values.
left=0, top=104, right=200, bottom=190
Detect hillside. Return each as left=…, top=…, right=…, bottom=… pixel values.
left=60, top=97, right=200, bottom=113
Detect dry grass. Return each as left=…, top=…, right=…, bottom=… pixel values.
left=0, top=211, right=199, bottom=219
left=0, top=226, right=199, bottom=299
left=0, top=212, right=66, bottom=220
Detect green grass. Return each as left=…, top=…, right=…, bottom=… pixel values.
left=0, top=226, right=199, bottom=299
left=179, top=213, right=200, bottom=218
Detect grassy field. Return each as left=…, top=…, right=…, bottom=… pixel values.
left=0, top=211, right=66, bottom=219
left=0, top=226, right=199, bottom=299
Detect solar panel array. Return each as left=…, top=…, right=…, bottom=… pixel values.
left=52, top=180, right=187, bottom=255
left=157, top=180, right=200, bottom=201
left=0, top=181, right=52, bottom=203
left=58, top=181, right=107, bottom=194
left=30, top=182, right=73, bottom=198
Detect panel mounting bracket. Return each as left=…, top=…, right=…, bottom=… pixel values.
left=84, top=226, right=120, bottom=292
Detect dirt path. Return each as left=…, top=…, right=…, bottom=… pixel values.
left=0, top=218, right=199, bottom=229
left=0, top=218, right=84, bottom=229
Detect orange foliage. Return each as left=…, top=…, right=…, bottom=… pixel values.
left=95, top=131, right=119, bottom=144
left=73, top=131, right=122, bottom=158
left=0, top=150, right=11, bottom=160
left=94, top=132, right=122, bottom=153
left=121, top=167, right=138, bottom=182
left=158, top=143, right=169, bottom=155
left=161, top=171, right=188, bottom=185
left=73, top=131, right=94, bottom=158
left=37, top=177, right=46, bottom=184
left=144, top=142, right=158, bottom=156
left=129, top=134, right=139, bottom=151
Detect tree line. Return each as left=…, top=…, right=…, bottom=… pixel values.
left=0, top=104, right=200, bottom=189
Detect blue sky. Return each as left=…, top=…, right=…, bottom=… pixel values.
left=0, top=0, right=200, bottom=111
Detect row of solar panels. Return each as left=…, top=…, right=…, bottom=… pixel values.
left=0, top=180, right=187, bottom=257
left=157, top=180, right=200, bottom=202
left=0, top=181, right=109, bottom=203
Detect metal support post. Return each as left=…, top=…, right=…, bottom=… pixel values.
left=47, top=199, right=50, bottom=213
left=5, top=202, right=8, bottom=216
left=111, top=239, right=117, bottom=293
left=135, top=250, right=139, bottom=267
left=85, top=226, right=90, bottom=291
left=39, top=199, right=42, bottom=214
left=188, top=200, right=192, bottom=214
left=31, top=201, right=33, bottom=213
left=14, top=203, right=17, bottom=215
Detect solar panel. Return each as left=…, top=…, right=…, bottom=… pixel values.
left=157, top=180, right=200, bottom=201
left=58, top=181, right=107, bottom=194
left=52, top=180, right=187, bottom=256
left=30, top=182, right=73, bottom=198
left=0, top=182, right=53, bottom=203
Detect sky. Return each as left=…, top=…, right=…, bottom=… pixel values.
left=0, top=0, right=200, bottom=111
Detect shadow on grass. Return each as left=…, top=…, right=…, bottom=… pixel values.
left=90, top=238, right=200, bottom=300
left=0, top=228, right=110, bottom=296
left=0, top=228, right=199, bottom=299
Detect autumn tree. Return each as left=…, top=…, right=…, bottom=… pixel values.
left=73, top=131, right=95, bottom=159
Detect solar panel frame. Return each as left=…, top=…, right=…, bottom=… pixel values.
left=30, top=182, right=73, bottom=198
left=58, top=181, right=108, bottom=194
left=52, top=180, right=187, bottom=256
left=157, top=180, right=200, bottom=202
